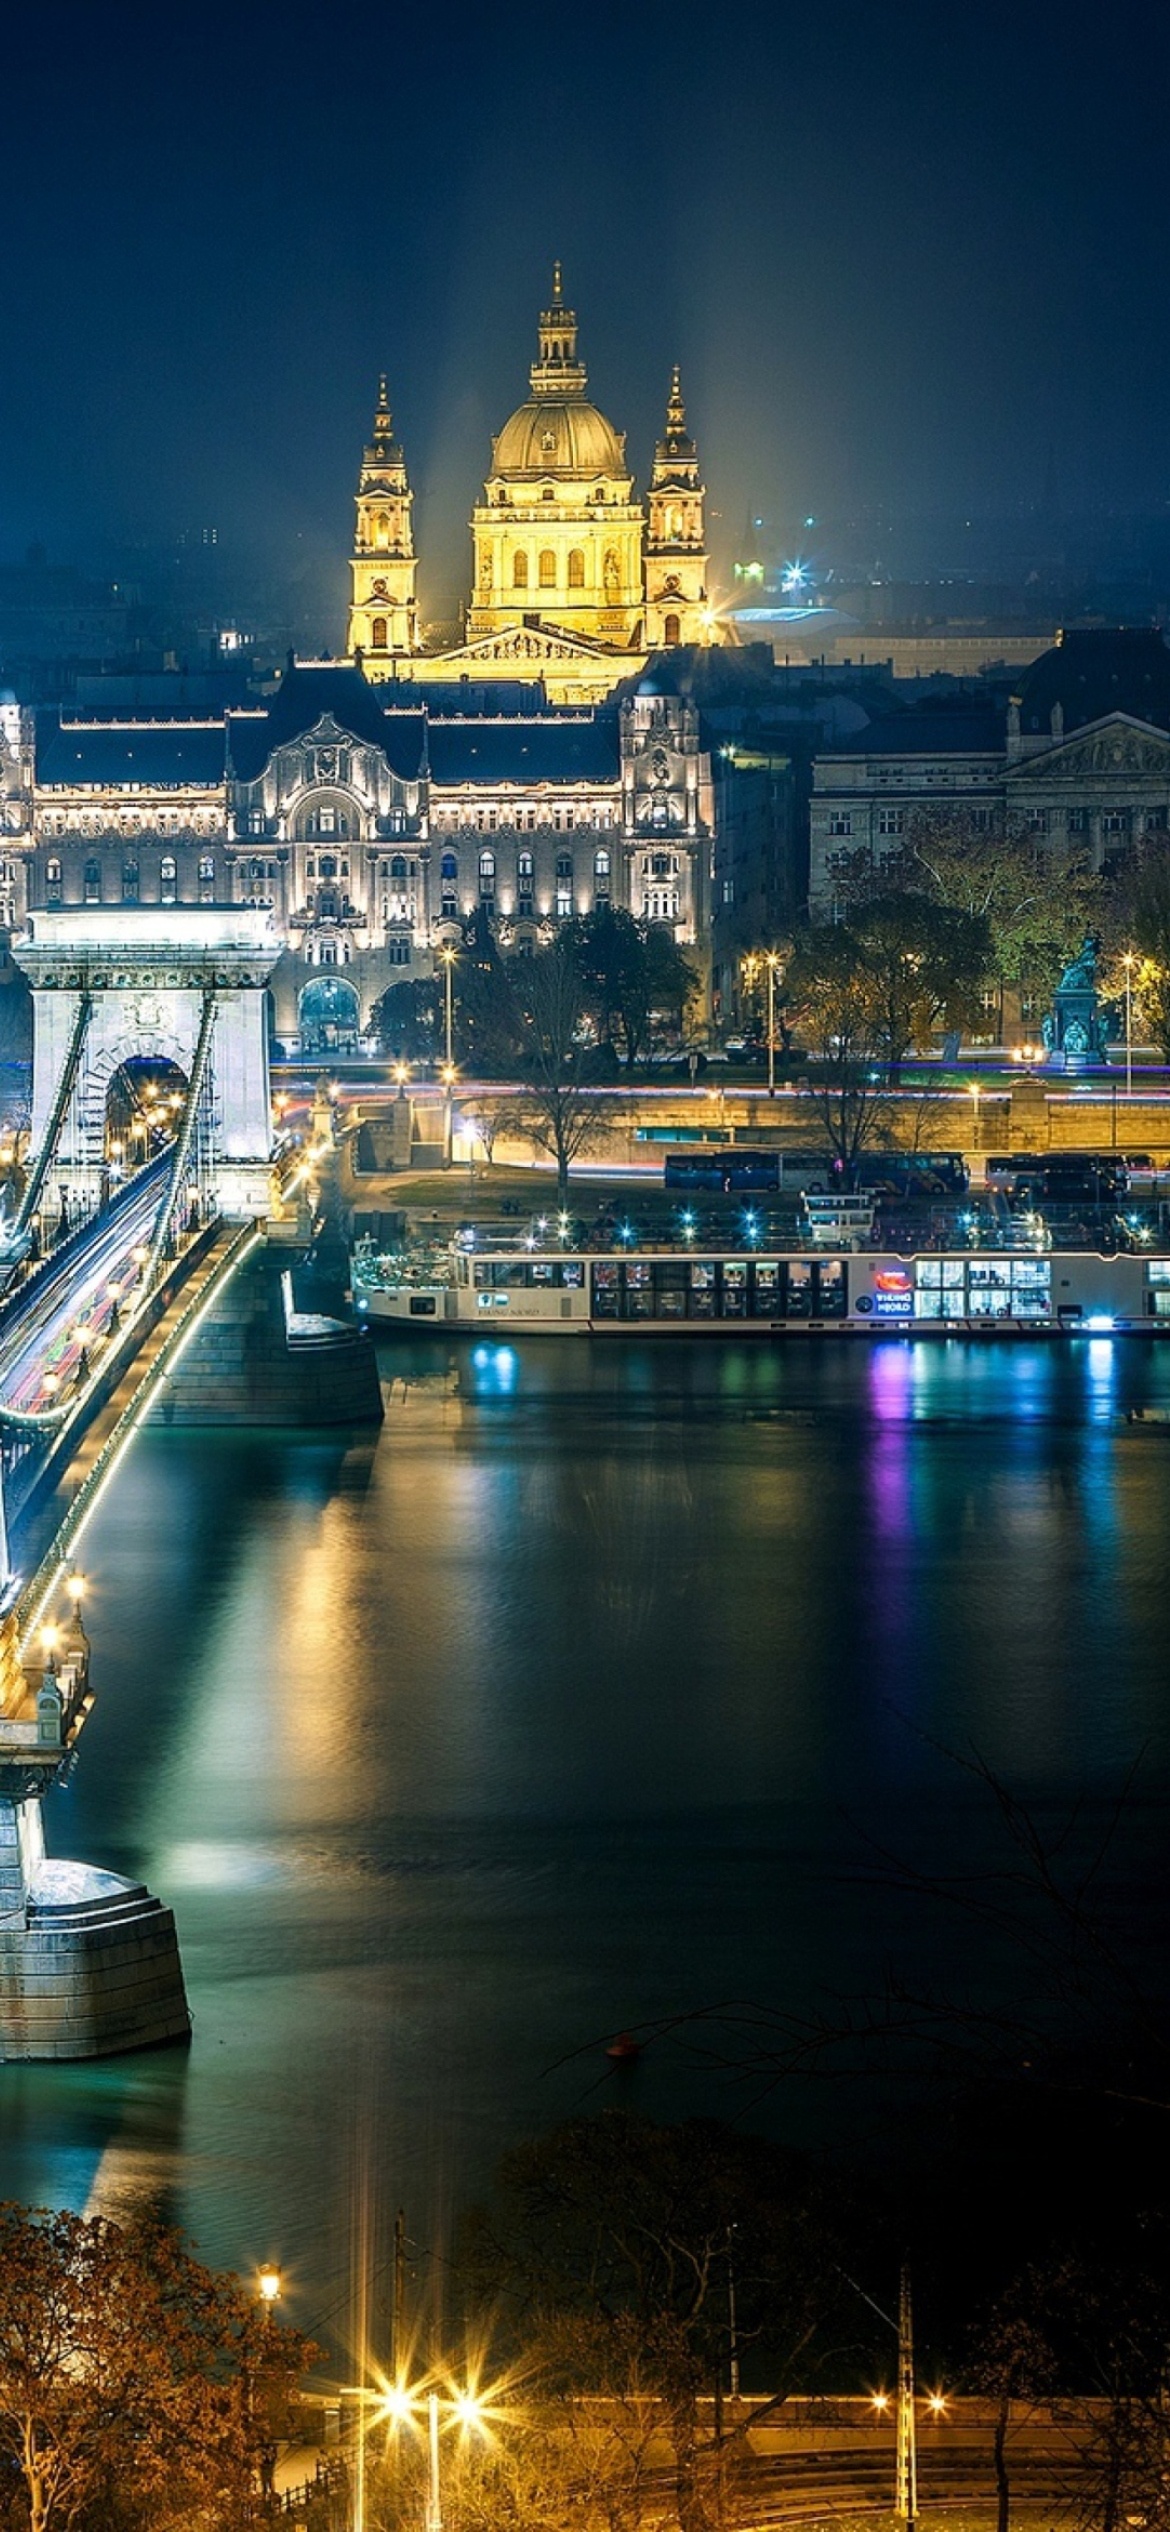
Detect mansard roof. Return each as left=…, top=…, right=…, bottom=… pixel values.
left=427, top=713, right=620, bottom=787
left=36, top=718, right=227, bottom=789
left=226, top=662, right=427, bottom=782
left=828, top=707, right=1003, bottom=758
left=1014, top=629, right=1170, bottom=736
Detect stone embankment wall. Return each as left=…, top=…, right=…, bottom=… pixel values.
left=144, top=1248, right=383, bottom=1428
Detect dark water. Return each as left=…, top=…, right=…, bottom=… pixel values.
left=1, top=1334, right=1169, bottom=2339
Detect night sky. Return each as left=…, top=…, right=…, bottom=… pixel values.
left=5, top=1, right=1170, bottom=613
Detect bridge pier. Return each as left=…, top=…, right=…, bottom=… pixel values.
left=0, top=1601, right=190, bottom=2063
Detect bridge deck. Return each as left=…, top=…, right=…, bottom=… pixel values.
left=13, top=1223, right=260, bottom=1610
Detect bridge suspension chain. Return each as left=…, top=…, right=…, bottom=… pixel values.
left=6, top=990, right=93, bottom=1248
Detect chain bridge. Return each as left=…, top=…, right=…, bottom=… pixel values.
left=0, top=908, right=294, bottom=2060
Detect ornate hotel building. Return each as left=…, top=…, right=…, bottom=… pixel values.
left=0, top=660, right=714, bottom=1051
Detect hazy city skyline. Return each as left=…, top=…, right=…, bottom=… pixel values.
left=6, top=0, right=1170, bottom=620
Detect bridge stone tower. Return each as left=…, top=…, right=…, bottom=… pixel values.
left=15, top=909, right=280, bottom=1221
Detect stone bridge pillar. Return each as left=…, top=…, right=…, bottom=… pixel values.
left=14, top=909, right=281, bottom=1219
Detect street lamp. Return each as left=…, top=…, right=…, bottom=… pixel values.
left=257, top=2265, right=282, bottom=2310
left=1122, top=950, right=1137, bottom=1099
left=440, top=1062, right=456, bottom=1168
left=438, top=943, right=457, bottom=1074
left=765, top=950, right=782, bottom=1098
left=373, top=2380, right=487, bottom=2532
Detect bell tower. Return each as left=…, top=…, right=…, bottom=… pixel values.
left=348, top=379, right=418, bottom=674
left=644, top=368, right=710, bottom=649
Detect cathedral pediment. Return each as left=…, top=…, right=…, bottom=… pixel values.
left=433, top=624, right=624, bottom=667
left=1008, top=713, right=1170, bottom=782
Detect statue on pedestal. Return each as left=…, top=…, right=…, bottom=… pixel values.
left=1041, top=934, right=1120, bottom=1070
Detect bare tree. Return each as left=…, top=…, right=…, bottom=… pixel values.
left=506, top=940, right=612, bottom=1201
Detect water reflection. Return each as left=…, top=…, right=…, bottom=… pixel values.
left=0, top=1337, right=1167, bottom=2314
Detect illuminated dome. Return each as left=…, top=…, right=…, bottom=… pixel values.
left=489, top=266, right=628, bottom=484
left=493, top=393, right=625, bottom=479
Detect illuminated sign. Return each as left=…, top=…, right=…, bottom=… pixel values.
left=871, top=1269, right=912, bottom=1320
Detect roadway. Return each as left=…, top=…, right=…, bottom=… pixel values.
left=0, top=1159, right=172, bottom=1417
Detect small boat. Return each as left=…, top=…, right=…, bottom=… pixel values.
left=1126, top=1405, right=1170, bottom=1427
left=606, top=2032, right=642, bottom=2062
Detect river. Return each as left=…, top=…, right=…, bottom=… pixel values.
left=1, top=1333, right=1168, bottom=2346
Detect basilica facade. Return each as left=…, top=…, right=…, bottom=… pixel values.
left=347, top=269, right=715, bottom=705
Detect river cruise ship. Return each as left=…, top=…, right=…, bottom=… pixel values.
left=353, top=1241, right=1170, bottom=1336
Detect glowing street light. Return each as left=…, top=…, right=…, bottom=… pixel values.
left=1122, top=948, right=1137, bottom=1098
left=257, top=2264, right=282, bottom=2307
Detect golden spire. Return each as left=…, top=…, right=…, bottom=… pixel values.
left=552, top=259, right=563, bottom=304
left=667, top=364, right=686, bottom=433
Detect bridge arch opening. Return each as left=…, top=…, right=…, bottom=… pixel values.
left=299, top=977, right=360, bottom=1058
left=104, top=1056, right=189, bottom=1170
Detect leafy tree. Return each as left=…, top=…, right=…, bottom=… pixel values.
left=0, top=2202, right=315, bottom=2532
left=455, top=910, right=526, bottom=1076
left=567, top=907, right=697, bottom=1070
left=369, top=977, right=438, bottom=1064
left=503, top=939, right=611, bottom=1200
left=847, top=891, right=992, bottom=1066
left=1123, top=854, right=1170, bottom=1057
left=906, top=810, right=1102, bottom=1011
left=783, top=926, right=893, bottom=1177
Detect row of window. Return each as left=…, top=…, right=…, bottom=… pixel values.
left=824, top=803, right=1170, bottom=841
left=46, top=853, right=218, bottom=907
left=432, top=803, right=615, bottom=831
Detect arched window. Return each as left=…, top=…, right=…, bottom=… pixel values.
left=199, top=853, right=215, bottom=903
left=84, top=858, right=101, bottom=904
left=479, top=850, right=496, bottom=883
left=567, top=549, right=585, bottom=588
left=594, top=848, right=611, bottom=881
left=517, top=851, right=534, bottom=882
left=373, top=511, right=389, bottom=548
left=664, top=613, right=681, bottom=646
left=122, top=857, right=139, bottom=905
left=512, top=551, right=529, bottom=589
left=371, top=618, right=388, bottom=649
left=538, top=549, right=557, bottom=587
left=440, top=851, right=458, bottom=880
left=46, top=856, right=62, bottom=905
left=160, top=853, right=177, bottom=904
left=390, top=854, right=407, bottom=879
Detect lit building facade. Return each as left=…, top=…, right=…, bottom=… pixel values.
left=809, top=631, right=1170, bottom=914
left=348, top=270, right=714, bottom=705
left=10, top=662, right=713, bottom=1051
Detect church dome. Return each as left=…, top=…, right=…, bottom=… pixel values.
left=488, top=267, right=628, bottom=485
left=492, top=393, right=626, bottom=480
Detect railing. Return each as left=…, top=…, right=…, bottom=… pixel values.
left=144, top=988, right=218, bottom=1282
left=6, top=990, right=93, bottom=1245
left=14, top=1221, right=261, bottom=1648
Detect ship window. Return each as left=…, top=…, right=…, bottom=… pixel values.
left=538, top=549, right=556, bottom=587
left=568, top=549, right=585, bottom=587
left=513, top=551, right=529, bottom=588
